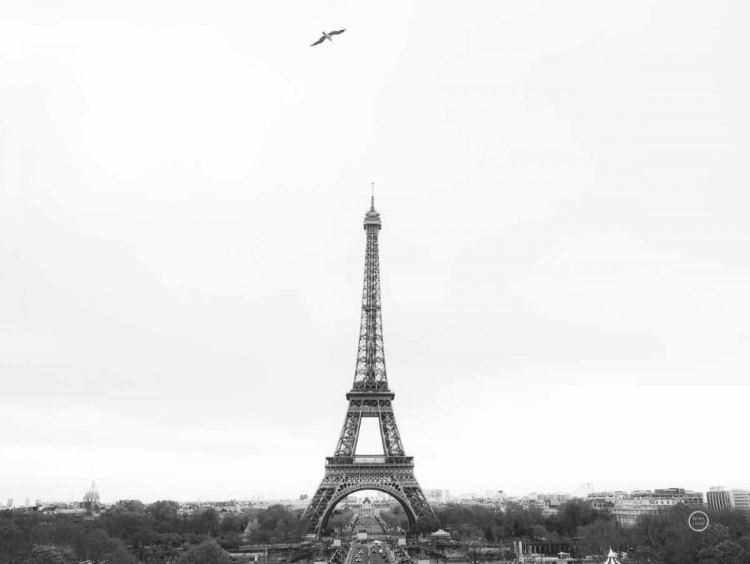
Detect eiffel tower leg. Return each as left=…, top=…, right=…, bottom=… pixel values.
left=391, top=469, right=436, bottom=522
left=402, top=483, right=435, bottom=520
left=334, top=412, right=361, bottom=457
left=302, top=474, right=339, bottom=535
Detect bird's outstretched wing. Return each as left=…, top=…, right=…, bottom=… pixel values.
left=310, top=35, right=326, bottom=46
left=329, top=29, right=346, bottom=36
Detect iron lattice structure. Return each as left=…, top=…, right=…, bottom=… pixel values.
left=302, top=196, right=435, bottom=536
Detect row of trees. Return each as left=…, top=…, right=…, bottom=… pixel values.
left=380, top=499, right=609, bottom=541
left=0, top=512, right=137, bottom=564
left=6, top=498, right=750, bottom=564
left=0, top=501, right=307, bottom=563
left=578, top=505, right=750, bottom=564
left=381, top=501, right=750, bottom=564
left=98, top=499, right=309, bottom=548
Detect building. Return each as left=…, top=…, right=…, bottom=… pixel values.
left=587, top=491, right=627, bottom=511
left=83, top=482, right=100, bottom=511
left=706, top=487, right=733, bottom=511
left=359, top=498, right=375, bottom=517
left=705, top=487, right=750, bottom=513
left=483, top=490, right=507, bottom=501
left=537, top=493, right=572, bottom=507
left=612, top=488, right=704, bottom=527
left=424, top=489, right=450, bottom=502
left=282, top=499, right=310, bottom=510
left=731, top=490, right=750, bottom=513
left=374, top=499, right=396, bottom=513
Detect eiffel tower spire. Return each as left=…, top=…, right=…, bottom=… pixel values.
left=354, top=187, right=387, bottom=391
left=302, top=192, right=436, bottom=536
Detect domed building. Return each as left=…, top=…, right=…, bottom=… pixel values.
left=83, top=481, right=100, bottom=511
left=360, top=498, right=374, bottom=517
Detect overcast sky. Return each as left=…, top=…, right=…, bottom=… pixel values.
left=1, top=0, right=749, bottom=505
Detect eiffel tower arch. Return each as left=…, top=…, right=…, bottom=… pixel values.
left=302, top=192, right=436, bottom=536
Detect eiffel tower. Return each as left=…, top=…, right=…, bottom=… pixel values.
left=302, top=193, right=436, bottom=536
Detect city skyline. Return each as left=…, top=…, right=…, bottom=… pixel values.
left=6, top=480, right=750, bottom=508
left=2, top=1, right=749, bottom=505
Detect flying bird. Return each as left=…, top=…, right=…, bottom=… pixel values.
left=310, top=29, right=346, bottom=46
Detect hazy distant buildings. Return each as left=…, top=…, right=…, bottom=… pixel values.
left=537, top=493, right=572, bottom=507
left=424, top=489, right=450, bottom=502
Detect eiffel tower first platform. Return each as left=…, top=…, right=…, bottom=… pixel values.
left=302, top=193, right=436, bottom=536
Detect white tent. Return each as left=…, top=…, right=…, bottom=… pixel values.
left=602, top=548, right=621, bottom=564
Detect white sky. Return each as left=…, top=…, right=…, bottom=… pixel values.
left=1, top=0, right=749, bottom=504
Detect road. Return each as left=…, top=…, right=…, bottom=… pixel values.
left=357, top=517, right=386, bottom=536
left=345, top=543, right=389, bottom=564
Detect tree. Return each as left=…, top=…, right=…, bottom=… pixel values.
left=101, top=543, right=138, bottom=564
left=219, top=512, right=247, bottom=534
left=148, top=500, right=181, bottom=533
left=177, top=539, right=233, bottom=564
left=694, top=522, right=750, bottom=564
left=187, top=508, right=220, bottom=535
left=0, top=516, right=32, bottom=561
left=503, top=504, right=536, bottom=539
left=82, top=528, right=121, bottom=561
left=698, top=540, right=750, bottom=564
left=414, top=514, right=440, bottom=535
left=546, top=499, right=608, bottom=537
left=101, top=500, right=155, bottom=548
left=23, top=543, right=77, bottom=564
left=435, top=504, right=504, bottom=538
left=379, top=510, right=408, bottom=532
left=577, top=519, right=634, bottom=556
left=530, top=525, right=548, bottom=541
left=249, top=505, right=304, bottom=543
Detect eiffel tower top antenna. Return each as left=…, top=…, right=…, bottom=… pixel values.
left=371, top=182, right=375, bottom=210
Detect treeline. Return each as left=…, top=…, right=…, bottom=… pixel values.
left=0, top=511, right=137, bottom=564
left=584, top=505, right=750, bottom=564
left=6, top=499, right=750, bottom=564
left=380, top=501, right=750, bottom=564
left=0, top=501, right=306, bottom=564
left=102, top=500, right=308, bottom=547
left=380, top=499, right=609, bottom=540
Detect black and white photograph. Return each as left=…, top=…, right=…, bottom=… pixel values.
left=1, top=1, right=748, bottom=563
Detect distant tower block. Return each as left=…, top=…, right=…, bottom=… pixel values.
left=83, top=481, right=100, bottom=510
